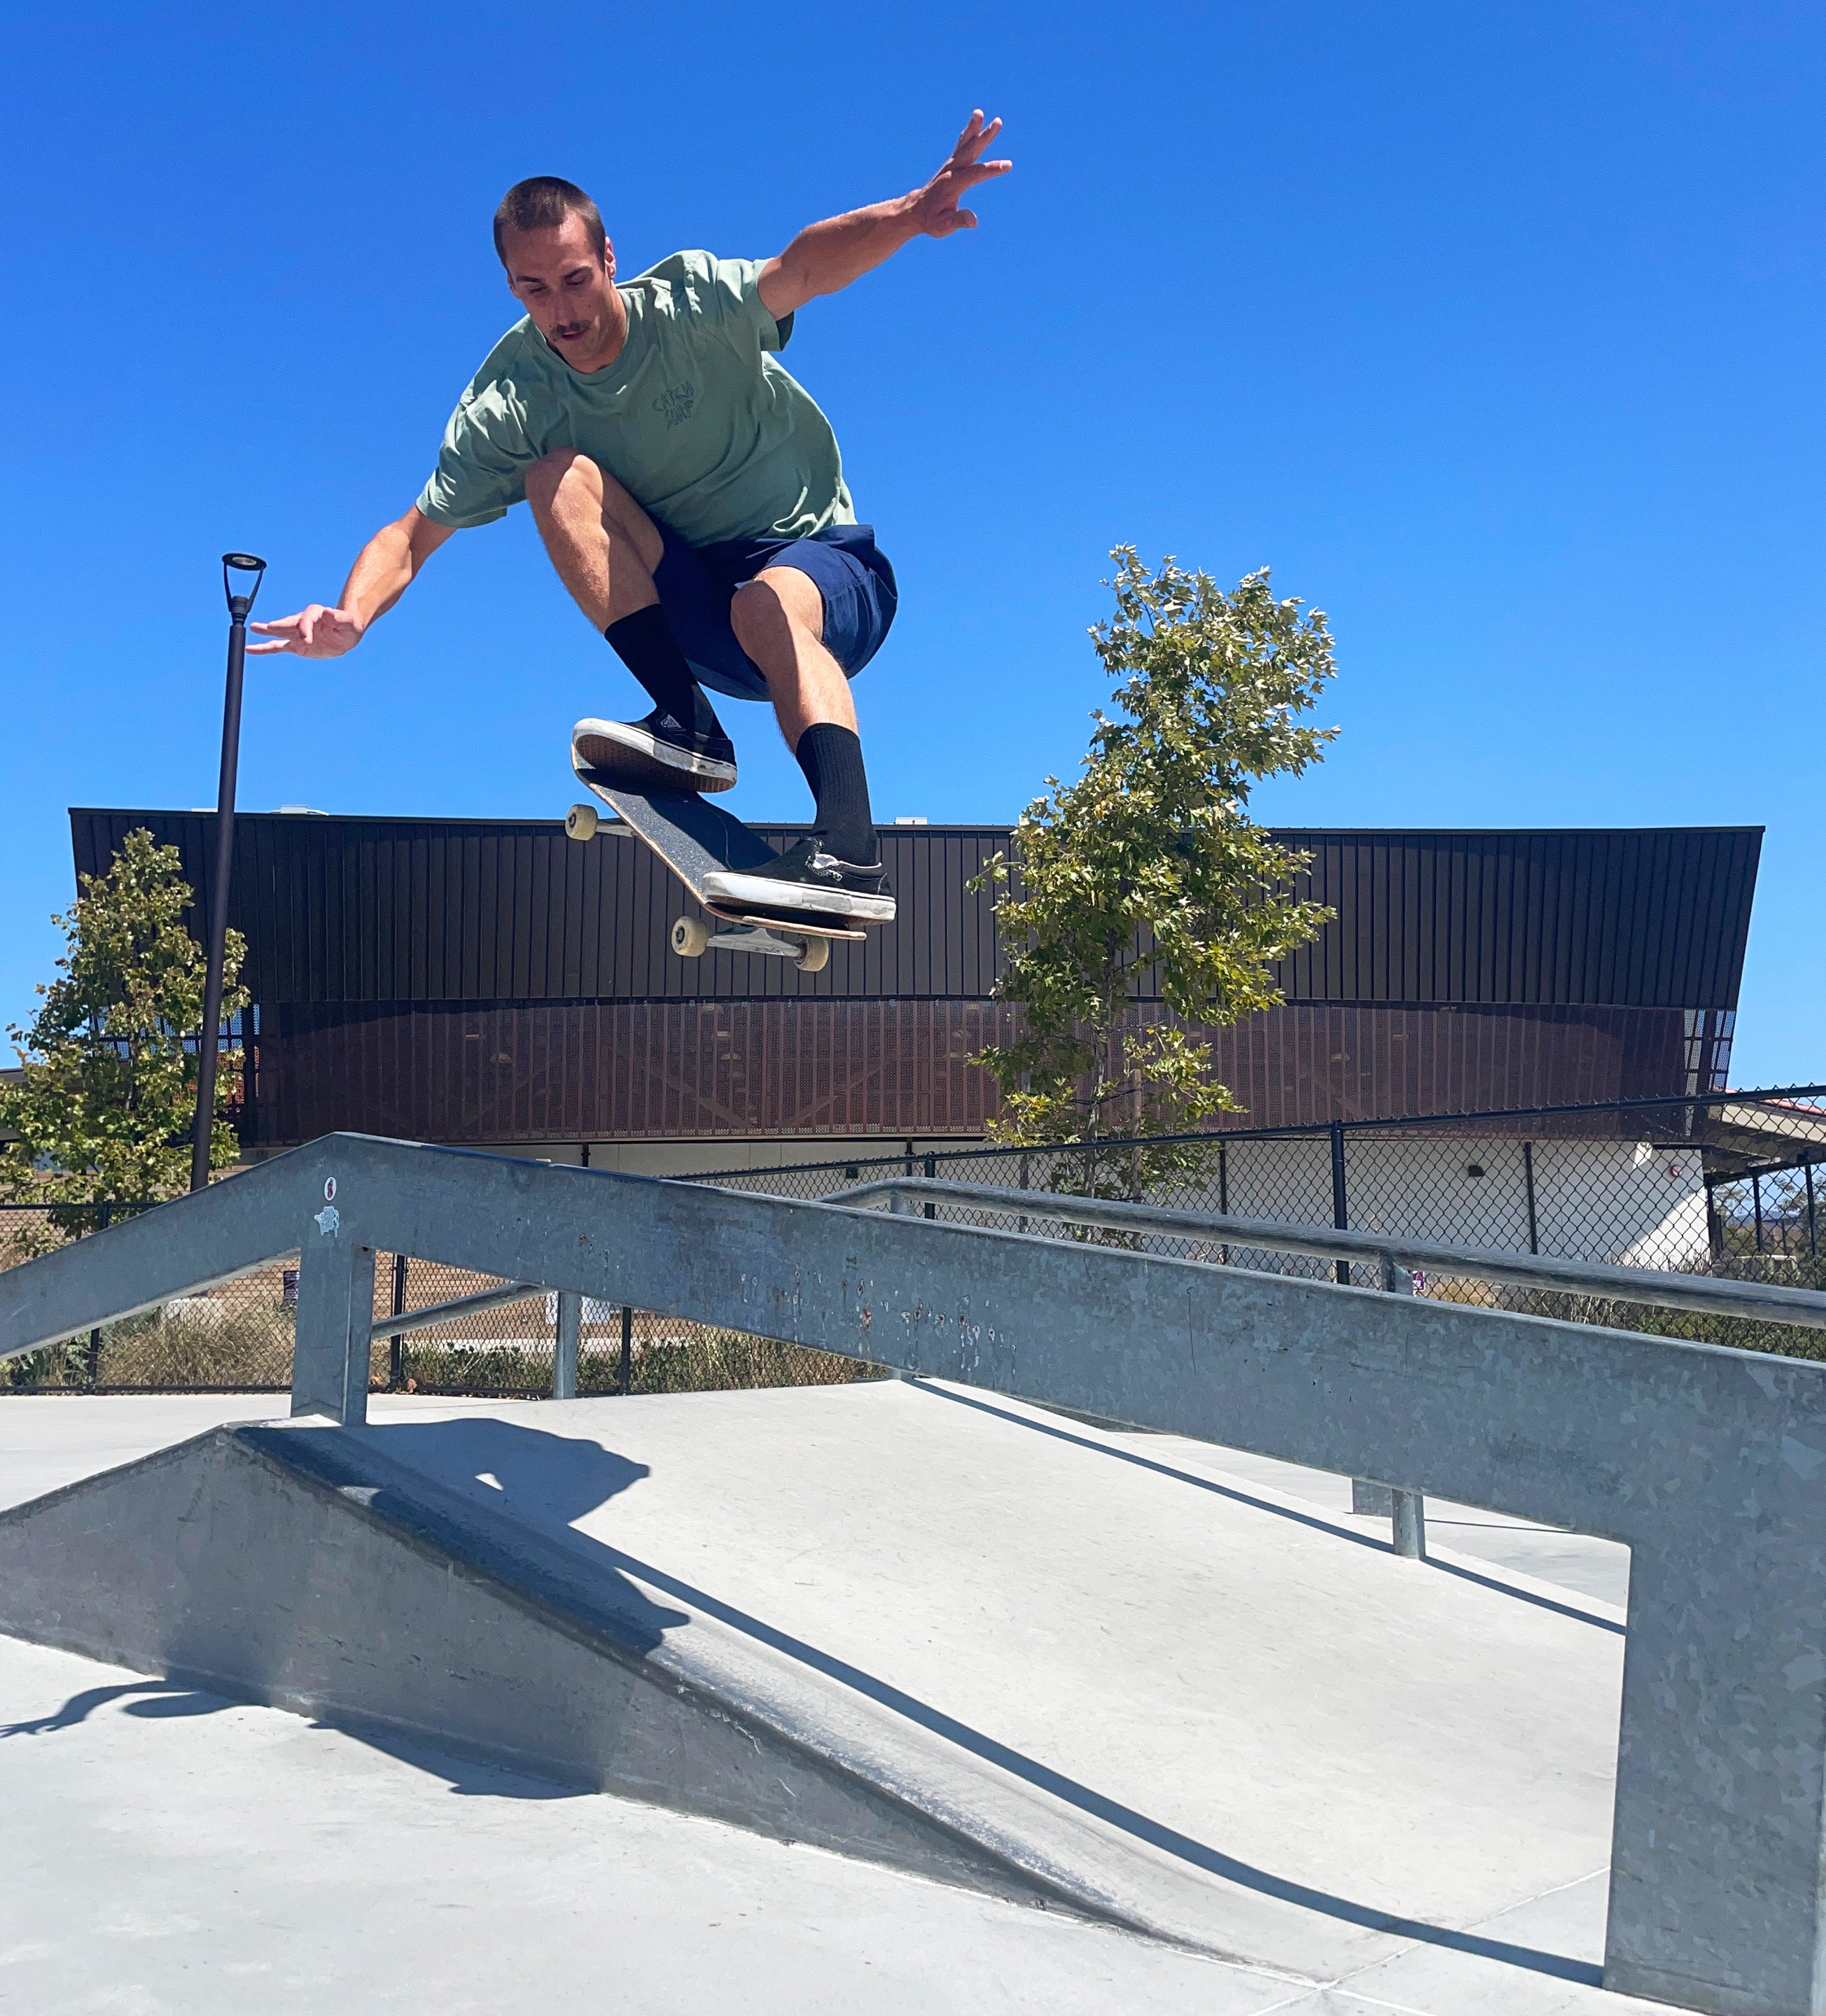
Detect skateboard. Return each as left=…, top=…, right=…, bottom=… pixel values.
left=566, top=764, right=884, bottom=974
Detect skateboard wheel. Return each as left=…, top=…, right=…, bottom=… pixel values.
left=566, top=804, right=599, bottom=842
left=671, top=914, right=710, bottom=958
left=793, top=935, right=830, bottom=974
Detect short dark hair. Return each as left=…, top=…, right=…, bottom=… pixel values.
left=493, top=177, right=607, bottom=264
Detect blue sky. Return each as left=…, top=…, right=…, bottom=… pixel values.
left=3, top=1, right=1820, bottom=1086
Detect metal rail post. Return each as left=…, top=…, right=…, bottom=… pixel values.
left=1381, top=1257, right=1426, bottom=1560
left=617, top=1305, right=633, bottom=1396
left=1349, top=1259, right=1427, bottom=1557
left=1808, top=1160, right=1819, bottom=1261
left=552, top=1291, right=580, bottom=1401
left=292, top=1218, right=376, bottom=1426
left=1523, top=1140, right=1540, bottom=1254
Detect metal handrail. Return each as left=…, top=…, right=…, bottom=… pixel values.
left=825, top=1177, right=1826, bottom=1332
left=365, top=1280, right=544, bottom=1346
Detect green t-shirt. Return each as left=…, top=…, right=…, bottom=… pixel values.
left=417, top=250, right=856, bottom=547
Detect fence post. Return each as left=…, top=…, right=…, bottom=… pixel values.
left=1017, top=1151, right=1029, bottom=1237
left=1522, top=1141, right=1540, bottom=1254
left=618, top=1305, right=633, bottom=1396
left=1807, top=1160, right=1819, bottom=1261
left=1218, top=1143, right=1230, bottom=1267
left=1754, top=1174, right=1765, bottom=1253
left=1329, top=1122, right=1350, bottom=1285
left=85, top=1201, right=111, bottom=1390
left=924, top=1152, right=936, bottom=1219
left=388, top=1252, right=408, bottom=1390
left=552, top=1291, right=580, bottom=1401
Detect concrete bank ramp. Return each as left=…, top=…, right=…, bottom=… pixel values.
left=0, top=1381, right=1627, bottom=1984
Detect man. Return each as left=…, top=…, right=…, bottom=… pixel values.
left=251, top=113, right=1011, bottom=914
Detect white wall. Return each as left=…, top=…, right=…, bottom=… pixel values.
left=1172, top=1134, right=1712, bottom=1270
left=473, top=1129, right=1713, bottom=1270
left=480, top=1137, right=986, bottom=1180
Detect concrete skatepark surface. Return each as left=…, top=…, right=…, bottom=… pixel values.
left=0, top=1386, right=1656, bottom=2012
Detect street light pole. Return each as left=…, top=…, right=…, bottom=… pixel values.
left=190, top=552, right=267, bottom=1193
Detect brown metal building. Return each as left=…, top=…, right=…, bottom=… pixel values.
left=70, top=811, right=1759, bottom=1170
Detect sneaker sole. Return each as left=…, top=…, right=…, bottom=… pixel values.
left=572, top=722, right=737, bottom=793
left=700, top=867, right=897, bottom=923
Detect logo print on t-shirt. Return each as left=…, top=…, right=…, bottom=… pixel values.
left=654, top=383, right=696, bottom=428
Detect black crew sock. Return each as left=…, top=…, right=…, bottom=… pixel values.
left=604, top=606, right=725, bottom=740
left=793, top=723, right=877, bottom=863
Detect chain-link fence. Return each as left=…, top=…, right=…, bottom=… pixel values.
left=686, top=1084, right=1826, bottom=1362
left=0, top=1210, right=882, bottom=1398
left=7, top=1084, right=1822, bottom=1392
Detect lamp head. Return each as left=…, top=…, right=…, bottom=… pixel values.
left=222, top=552, right=267, bottom=622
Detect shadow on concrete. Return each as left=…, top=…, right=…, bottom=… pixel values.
left=578, top=1522, right=1603, bottom=1986
left=1, top=1679, right=211, bottom=1736
left=911, top=1380, right=1392, bottom=1543
left=911, top=1381, right=1625, bottom=1635
left=354, top=1412, right=653, bottom=1534
left=3, top=1672, right=591, bottom=1800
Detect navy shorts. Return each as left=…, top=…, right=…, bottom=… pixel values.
left=652, top=522, right=898, bottom=704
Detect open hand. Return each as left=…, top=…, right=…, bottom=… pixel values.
left=248, top=606, right=365, bottom=657
left=912, top=111, right=1012, bottom=238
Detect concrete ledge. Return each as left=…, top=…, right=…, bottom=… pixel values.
left=0, top=1420, right=1117, bottom=1925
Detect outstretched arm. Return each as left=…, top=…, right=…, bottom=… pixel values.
left=249, top=506, right=454, bottom=658
left=758, top=110, right=1012, bottom=320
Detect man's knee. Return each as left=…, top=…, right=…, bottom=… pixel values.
left=527, top=451, right=662, bottom=571
left=525, top=448, right=601, bottom=517
left=731, top=568, right=824, bottom=661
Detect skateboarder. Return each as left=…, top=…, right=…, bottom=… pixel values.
left=251, top=113, right=1011, bottom=907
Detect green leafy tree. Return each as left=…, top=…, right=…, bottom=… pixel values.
left=972, top=550, right=1337, bottom=1195
left=0, top=828, right=248, bottom=1248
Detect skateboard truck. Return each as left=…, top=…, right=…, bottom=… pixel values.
left=568, top=802, right=836, bottom=974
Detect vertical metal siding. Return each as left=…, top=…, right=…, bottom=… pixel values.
left=70, top=812, right=1759, bottom=1011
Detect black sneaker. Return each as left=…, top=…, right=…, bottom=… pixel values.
left=572, top=710, right=737, bottom=792
left=702, top=836, right=896, bottom=923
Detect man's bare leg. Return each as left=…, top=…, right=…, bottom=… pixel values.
left=527, top=449, right=736, bottom=788
left=730, top=566, right=858, bottom=745
left=525, top=448, right=664, bottom=624
left=732, top=567, right=881, bottom=872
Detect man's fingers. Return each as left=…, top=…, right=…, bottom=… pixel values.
left=952, top=111, right=1006, bottom=164
left=247, top=605, right=356, bottom=656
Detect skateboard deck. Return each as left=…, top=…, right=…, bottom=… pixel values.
left=566, top=766, right=873, bottom=971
